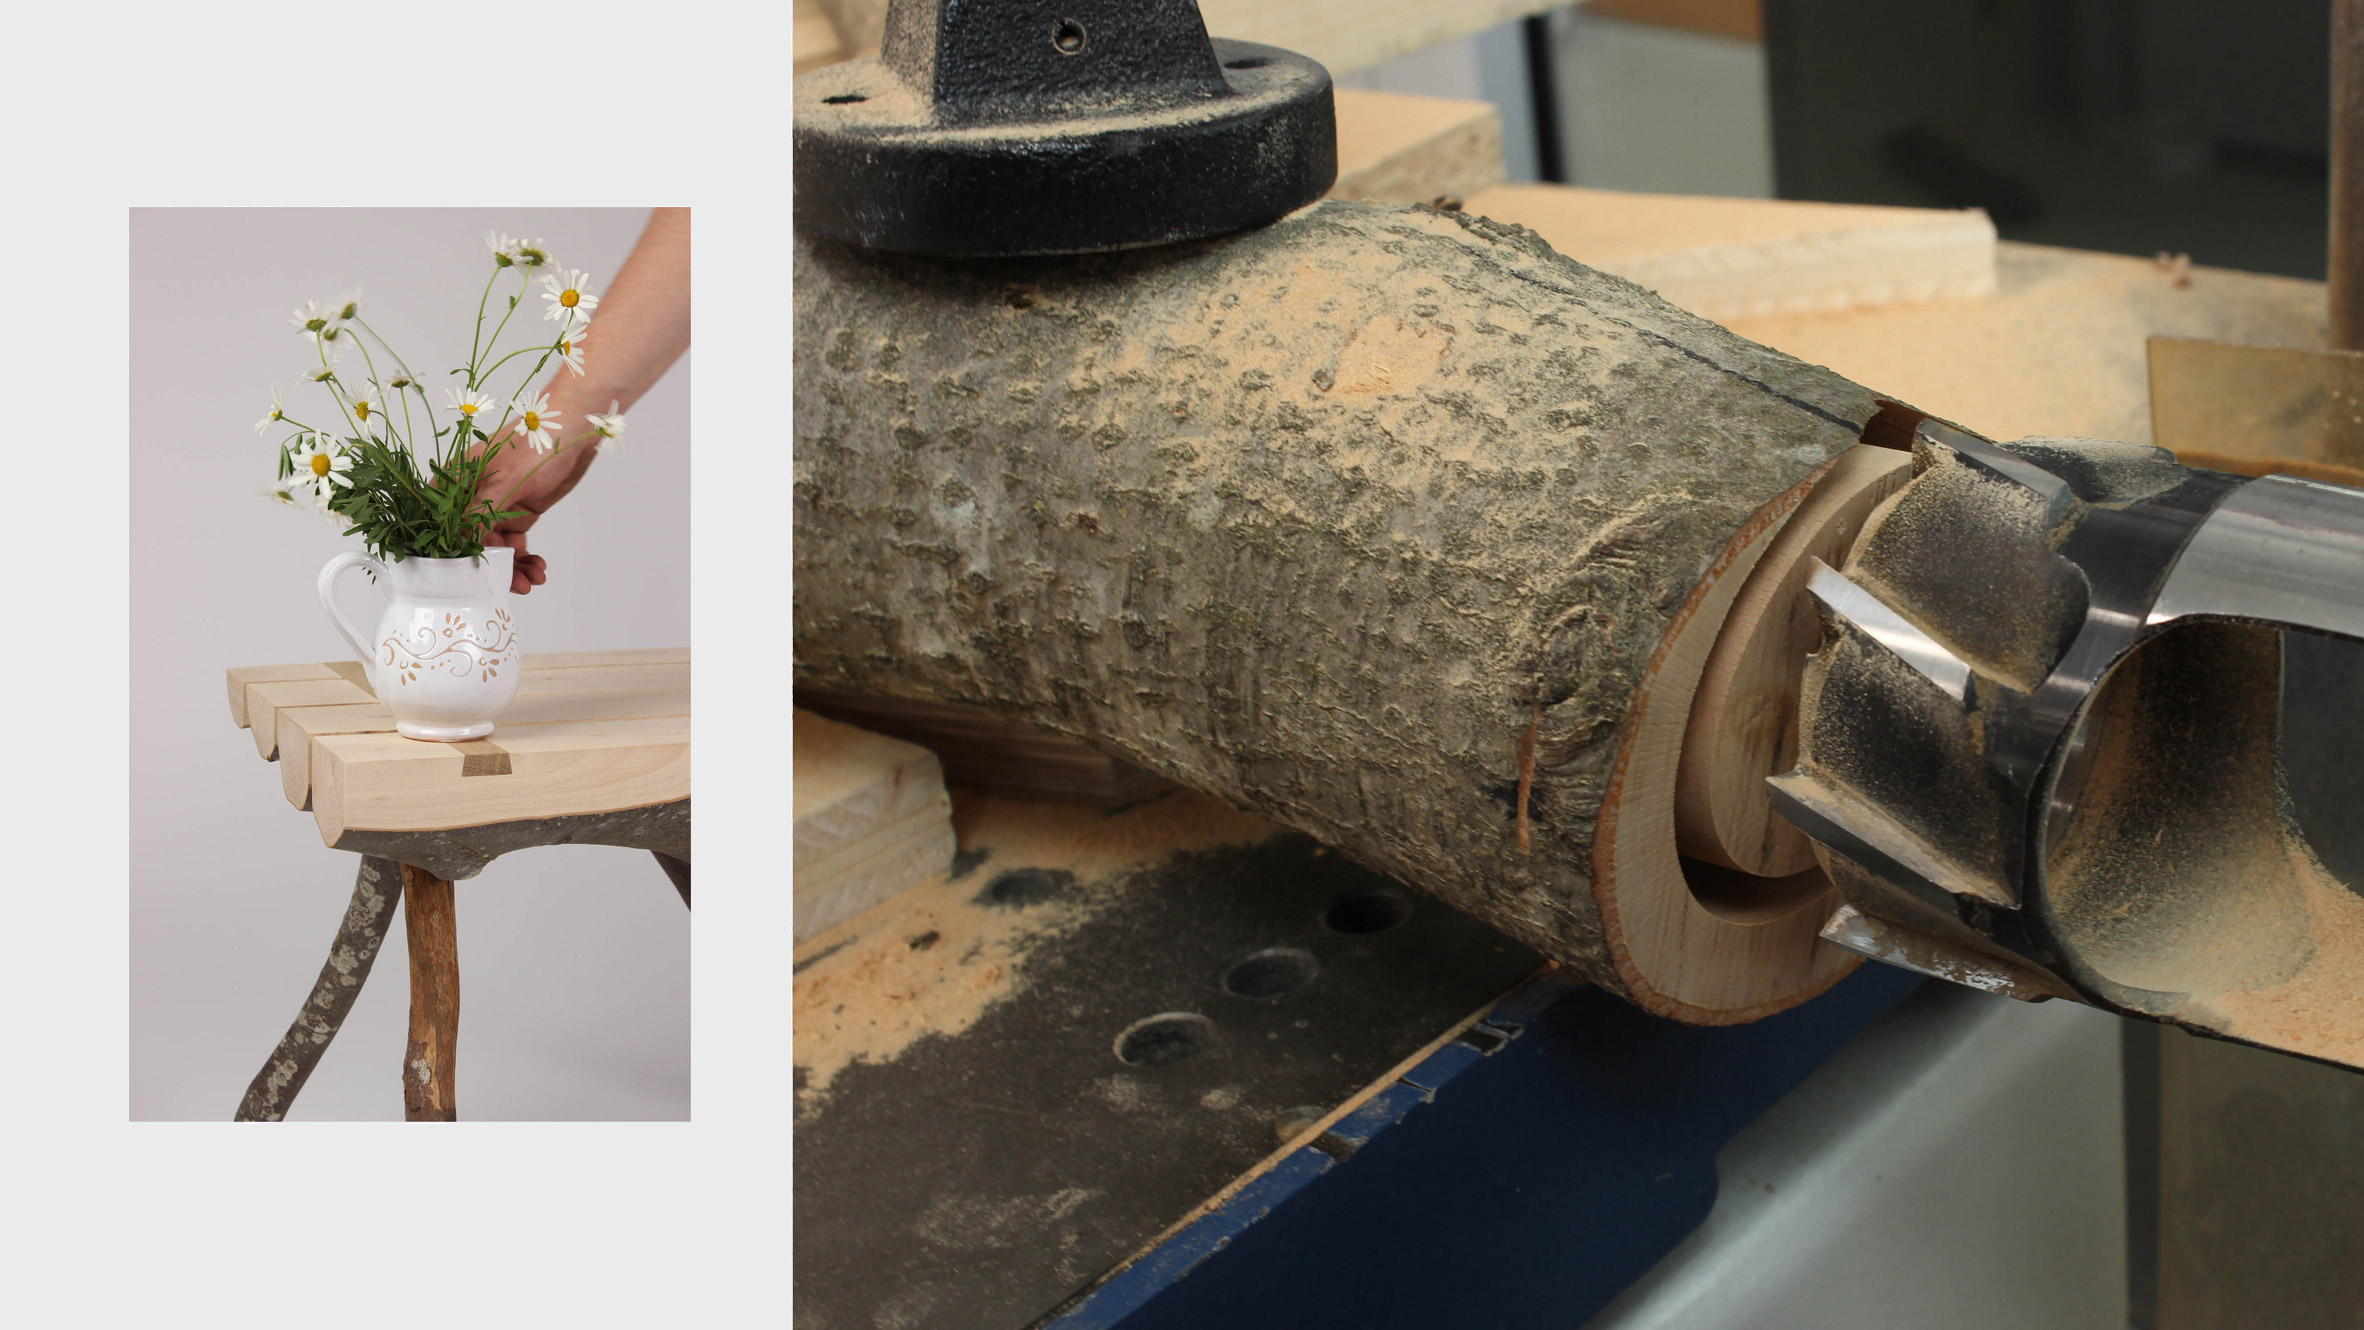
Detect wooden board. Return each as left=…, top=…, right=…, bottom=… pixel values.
left=1330, top=89, right=1504, bottom=208
left=796, top=689, right=1161, bottom=804
left=229, top=649, right=692, bottom=847
left=234, top=650, right=689, bottom=759
left=312, top=714, right=690, bottom=843
left=1466, top=182, right=1997, bottom=323
left=1725, top=243, right=2328, bottom=446
left=793, top=711, right=957, bottom=942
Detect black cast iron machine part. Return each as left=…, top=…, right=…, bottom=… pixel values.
left=792, top=0, right=1337, bottom=257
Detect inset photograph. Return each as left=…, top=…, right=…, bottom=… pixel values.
left=131, top=208, right=691, bottom=1121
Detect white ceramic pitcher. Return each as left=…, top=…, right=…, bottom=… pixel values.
left=318, top=547, right=521, bottom=741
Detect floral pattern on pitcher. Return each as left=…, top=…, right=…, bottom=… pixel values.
left=380, top=608, right=517, bottom=686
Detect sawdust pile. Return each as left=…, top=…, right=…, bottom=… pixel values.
left=792, top=788, right=1274, bottom=1118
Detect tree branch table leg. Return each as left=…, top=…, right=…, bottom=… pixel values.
left=400, top=864, right=460, bottom=1122
left=654, top=851, right=691, bottom=909
left=234, top=855, right=403, bottom=1122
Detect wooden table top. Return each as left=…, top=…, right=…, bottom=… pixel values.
left=228, top=647, right=690, bottom=845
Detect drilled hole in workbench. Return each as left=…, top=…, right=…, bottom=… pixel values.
left=1222, top=947, right=1319, bottom=999
left=976, top=867, right=1072, bottom=909
left=1052, top=19, right=1087, bottom=54
left=1223, top=57, right=1269, bottom=70
left=822, top=93, right=867, bottom=104
left=1322, top=887, right=1412, bottom=934
left=1115, top=1013, right=1215, bottom=1067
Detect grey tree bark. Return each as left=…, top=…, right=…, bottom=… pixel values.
left=792, top=200, right=1886, bottom=993
left=234, top=855, right=401, bottom=1122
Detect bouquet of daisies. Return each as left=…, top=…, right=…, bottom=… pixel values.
left=261, top=233, right=626, bottom=561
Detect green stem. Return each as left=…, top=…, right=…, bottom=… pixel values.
left=490, top=428, right=600, bottom=511
left=466, top=266, right=500, bottom=384
left=475, top=268, right=532, bottom=389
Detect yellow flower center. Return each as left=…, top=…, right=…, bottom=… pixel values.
left=524, top=412, right=541, bottom=430
left=355, top=401, right=370, bottom=420
left=460, top=403, right=478, bottom=416
left=560, top=289, right=580, bottom=307
left=310, top=453, right=332, bottom=477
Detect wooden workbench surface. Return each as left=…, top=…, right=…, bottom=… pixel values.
left=227, top=647, right=690, bottom=845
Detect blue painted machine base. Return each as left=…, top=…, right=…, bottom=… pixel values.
left=1052, top=962, right=1927, bottom=1329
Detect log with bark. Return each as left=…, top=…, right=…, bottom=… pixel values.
left=792, top=199, right=1919, bottom=1022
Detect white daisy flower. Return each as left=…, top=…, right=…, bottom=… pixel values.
left=303, top=351, right=343, bottom=384
left=487, top=233, right=553, bottom=270
left=255, top=388, right=287, bottom=436
left=540, top=268, right=598, bottom=323
left=332, top=286, right=363, bottom=323
left=510, top=393, right=562, bottom=453
left=387, top=368, right=423, bottom=392
left=344, top=382, right=386, bottom=435
left=262, top=477, right=311, bottom=509
left=290, top=299, right=335, bottom=342
left=552, top=320, right=590, bottom=376
left=289, top=433, right=355, bottom=503
left=585, top=400, right=627, bottom=451
left=444, top=387, right=500, bottom=425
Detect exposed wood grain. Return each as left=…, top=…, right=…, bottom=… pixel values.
left=1676, top=444, right=1911, bottom=876
left=227, top=662, right=340, bottom=728
left=245, top=659, right=687, bottom=759
left=279, top=686, right=692, bottom=809
left=315, top=715, right=691, bottom=843
left=795, top=688, right=1161, bottom=803
left=795, top=200, right=1883, bottom=1016
left=795, top=711, right=958, bottom=941
left=1331, top=88, right=1503, bottom=208
left=1466, top=182, right=1996, bottom=322
left=400, top=864, right=459, bottom=1122
left=228, top=647, right=687, bottom=729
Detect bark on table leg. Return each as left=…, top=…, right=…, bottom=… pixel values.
left=400, top=864, right=460, bottom=1122
left=654, top=851, right=691, bottom=908
left=233, top=855, right=403, bottom=1122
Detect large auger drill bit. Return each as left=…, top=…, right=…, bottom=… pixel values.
left=1772, top=413, right=2364, bottom=1069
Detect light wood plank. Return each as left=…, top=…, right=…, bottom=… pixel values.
left=519, top=646, right=690, bottom=669
left=279, top=687, right=694, bottom=809
left=1466, top=182, right=1997, bottom=322
left=794, top=711, right=958, bottom=942
left=314, top=715, right=691, bottom=842
left=228, top=663, right=341, bottom=728
left=247, top=678, right=376, bottom=757
left=247, top=661, right=689, bottom=759
left=1330, top=89, right=1504, bottom=207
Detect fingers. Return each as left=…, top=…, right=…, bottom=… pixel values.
left=512, top=552, right=548, bottom=595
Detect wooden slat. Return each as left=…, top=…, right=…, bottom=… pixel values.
left=313, top=715, right=691, bottom=842
left=246, top=678, right=376, bottom=757
left=1330, top=89, right=1504, bottom=208
left=244, top=660, right=690, bottom=759
left=278, top=686, right=693, bottom=810
left=520, top=646, right=690, bottom=669
left=227, top=663, right=340, bottom=728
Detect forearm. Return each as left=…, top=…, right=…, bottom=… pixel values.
left=545, top=207, right=691, bottom=430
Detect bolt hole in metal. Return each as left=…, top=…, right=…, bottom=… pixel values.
left=1114, top=1012, right=1215, bottom=1067
left=1052, top=18, right=1086, bottom=53
left=1222, top=947, right=1319, bottom=999
left=822, top=92, right=867, bottom=104
left=1223, top=57, right=1269, bottom=70
left=1323, top=886, right=1412, bottom=934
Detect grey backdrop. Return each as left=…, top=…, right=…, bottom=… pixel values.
left=130, top=208, right=691, bottom=1120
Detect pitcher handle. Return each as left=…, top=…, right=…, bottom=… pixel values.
left=318, top=551, right=388, bottom=675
